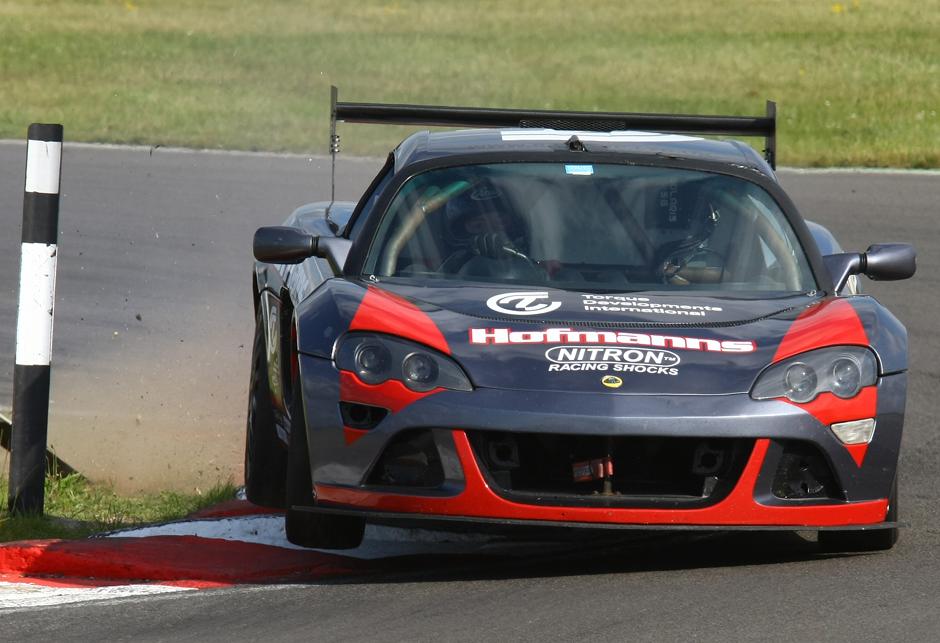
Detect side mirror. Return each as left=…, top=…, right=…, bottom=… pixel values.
left=253, top=226, right=315, bottom=264
left=823, top=243, right=916, bottom=294
left=253, top=226, right=351, bottom=274
left=863, top=243, right=916, bottom=281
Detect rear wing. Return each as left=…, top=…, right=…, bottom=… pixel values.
left=326, top=85, right=776, bottom=201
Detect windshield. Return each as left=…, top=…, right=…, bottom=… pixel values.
left=363, top=163, right=817, bottom=294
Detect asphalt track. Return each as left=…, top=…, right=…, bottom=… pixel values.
left=1, top=144, right=940, bottom=639
left=0, top=142, right=380, bottom=490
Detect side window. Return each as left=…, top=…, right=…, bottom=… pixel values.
left=348, top=160, right=395, bottom=240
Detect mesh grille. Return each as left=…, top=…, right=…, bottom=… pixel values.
left=467, top=431, right=753, bottom=509
left=519, top=118, right=629, bottom=132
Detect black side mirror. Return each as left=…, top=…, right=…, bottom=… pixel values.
left=823, top=243, right=916, bottom=294
left=253, top=226, right=316, bottom=264
left=863, top=243, right=916, bottom=281
left=253, top=226, right=352, bottom=274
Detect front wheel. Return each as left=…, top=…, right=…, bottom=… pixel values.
left=244, top=305, right=287, bottom=508
left=818, top=477, right=899, bottom=553
left=284, top=359, right=365, bottom=550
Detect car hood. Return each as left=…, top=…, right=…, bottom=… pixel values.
left=381, top=282, right=804, bottom=326
left=321, top=281, right=824, bottom=396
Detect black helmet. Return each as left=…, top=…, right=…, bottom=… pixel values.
left=654, top=178, right=724, bottom=277
left=443, top=180, right=507, bottom=247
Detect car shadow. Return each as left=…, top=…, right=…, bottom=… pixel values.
left=311, top=528, right=865, bottom=586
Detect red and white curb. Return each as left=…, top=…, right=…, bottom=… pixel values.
left=0, top=499, right=524, bottom=610
left=0, top=581, right=192, bottom=610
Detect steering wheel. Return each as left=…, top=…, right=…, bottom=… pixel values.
left=658, top=246, right=728, bottom=285
left=439, top=233, right=527, bottom=271
left=652, top=197, right=727, bottom=285
left=439, top=234, right=545, bottom=281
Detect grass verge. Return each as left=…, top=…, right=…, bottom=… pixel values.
left=0, top=472, right=237, bottom=542
left=1, top=1, right=938, bottom=167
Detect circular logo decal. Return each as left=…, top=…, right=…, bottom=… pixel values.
left=601, top=375, right=623, bottom=389
left=486, top=291, right=562, bottom=316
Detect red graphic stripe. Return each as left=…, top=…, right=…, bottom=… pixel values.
left=787, top=387, right=877, bottom=427
left=782, top=388, right=877, bottom=467
left=344, top=426, right=369, bottom=446
left=773, top=299, right=876, bottom=467
left=339, top=371, right=442, bottom=415
left=349, top=286, right=449, bottom=354
left=773, top=298, right=868, bottom=363
left=317, top=432, right=888, bottom=527
left=844, top=444, right=869, bottom=468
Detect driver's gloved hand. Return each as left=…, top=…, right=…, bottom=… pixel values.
left=470, top=232, right=512, bottom=258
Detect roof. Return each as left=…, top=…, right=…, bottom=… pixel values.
left=392, top=128, right=775, bottom=178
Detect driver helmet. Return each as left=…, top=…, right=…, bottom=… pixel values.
left=657, top=178, right=722, bottom=267
left=443, top=179, right=517, bottom=247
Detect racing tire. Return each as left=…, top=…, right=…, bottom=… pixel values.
left=244, top=306, right=288, bottom=508
left=819, top=477, right=899, bottom=553
left=284, top=363, right=365, bottom=550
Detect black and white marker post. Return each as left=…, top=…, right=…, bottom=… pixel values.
left=8, top=124, right=63, bottom=514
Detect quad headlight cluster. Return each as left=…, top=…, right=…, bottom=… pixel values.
left=751, top=346, right=878, bottom=404
left=335, top=333, right=472, bottom=392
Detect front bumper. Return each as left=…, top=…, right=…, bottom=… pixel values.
left=314, top=433, right=887, bottom=527
left=300, top=355, right=905, bottom=528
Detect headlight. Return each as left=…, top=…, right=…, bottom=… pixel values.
left=783, top=362, right=817, bottom=403
left=830, top=356, right=863, bottom=398
left=354, top=341, right=392, bottom=384
left=335, top=333, right=472, bottom=392
left=751, top=346, right=877, bottom=403
left=401, top=352, right=440, bottom=391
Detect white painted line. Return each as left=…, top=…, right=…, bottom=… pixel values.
left=106, top=515, right=536, bottom=560
left=109, top=515, right=308, bottom=551
left=5, top=138, right=934, bottom=174
left=0, top=581, right=190, bottom=611
left=24, top=140, right=62, bottom=194
left=0, top=139, right=384, bottom=164
left=15, top=243, right=57, bottom=366
left=109, top=515, right=504, bottom=559
left=777, top=167, right=940, bottom=176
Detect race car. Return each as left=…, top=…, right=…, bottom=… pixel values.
left=245, top=87, right=915, bottom=551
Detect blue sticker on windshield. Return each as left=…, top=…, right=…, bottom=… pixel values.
left=565, top=164, right=594, bottom=176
